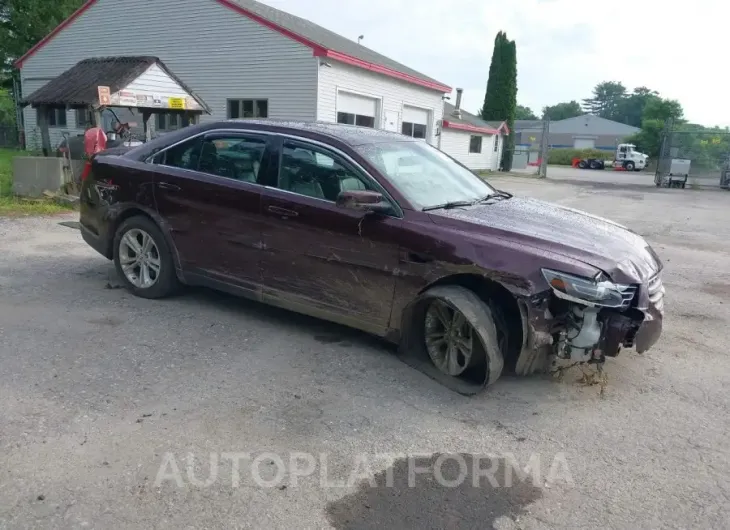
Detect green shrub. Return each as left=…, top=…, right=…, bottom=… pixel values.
left=548, top=148, right=615, bottom=165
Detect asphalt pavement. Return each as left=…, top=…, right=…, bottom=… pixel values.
left=1, top=175, right=729, bottom=529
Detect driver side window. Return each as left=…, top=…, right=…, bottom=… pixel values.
left=278, top=141, right=372, bottom=201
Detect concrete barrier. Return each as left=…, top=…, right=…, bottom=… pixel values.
left=11, top=156, right=68, bottom=198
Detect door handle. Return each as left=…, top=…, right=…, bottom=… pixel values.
left=157, top=182, right=181, bottom=191
left=267, top=205, right=298, bottom=218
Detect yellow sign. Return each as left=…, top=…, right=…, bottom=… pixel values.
left=168, top=97, right=185, bottom=110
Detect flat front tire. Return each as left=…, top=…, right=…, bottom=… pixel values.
left=113, top=215, right=179, bottom=299
left=420, top=285, right=505, bottom=389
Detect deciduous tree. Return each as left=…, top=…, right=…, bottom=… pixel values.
left=541, top=101, right=582, bottom=121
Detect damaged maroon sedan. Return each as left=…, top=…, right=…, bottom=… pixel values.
left=79, top=121, right=664, bottom=394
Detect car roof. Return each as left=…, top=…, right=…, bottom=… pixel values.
left=220, top=119, right=417, bottom=147
left=124, top=119, right=418, bottom=162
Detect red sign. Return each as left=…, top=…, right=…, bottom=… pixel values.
left=97, top=86, right=111, bottom=106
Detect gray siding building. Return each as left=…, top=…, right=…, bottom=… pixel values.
left=515, top=114, right=639, bottom=151
left=17, top=0, right=451, bottom=149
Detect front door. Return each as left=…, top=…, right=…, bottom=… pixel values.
left=151, top=130, right=274, bottom=294
left=260, top=138, right=400, bottom=333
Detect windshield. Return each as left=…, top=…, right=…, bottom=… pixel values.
left=356, top=140, right=495, bottom=210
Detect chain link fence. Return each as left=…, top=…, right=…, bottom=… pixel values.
left=509, top=119, right=549, bottom=176
left=656, top=119, right=730, bottom=188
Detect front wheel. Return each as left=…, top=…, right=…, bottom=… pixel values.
left=421, top=286, right=504, bottom=389
left=113, top=215, right=179, bottom=299
left=625, top=161, right=636, bottom=171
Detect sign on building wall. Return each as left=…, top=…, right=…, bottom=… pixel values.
left=97, top=86, right=111, bottom=106
left=106, top=88, right=203, bottom=111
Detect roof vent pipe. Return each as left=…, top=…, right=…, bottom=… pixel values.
left=452, top=88, right=463, bottom=118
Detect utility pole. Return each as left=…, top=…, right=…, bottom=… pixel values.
left=538, top=118, right=550, bottom=178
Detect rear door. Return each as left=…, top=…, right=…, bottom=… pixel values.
left=150, top=130, right=274, bottom=294
left=259, top=137, right=401, bottom=333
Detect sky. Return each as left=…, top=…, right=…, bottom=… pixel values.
left=261, top=0, right=729, bottom=127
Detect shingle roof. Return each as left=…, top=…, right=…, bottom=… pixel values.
left=229, top=0, right=448, bottom=90
left=514, top=120, right=544, bottom=131
left=549, top=114, right=640, bottom=135
left=22, top=56, right=210, bottom=112
left=442, top=103, right=508, bottom=135
left=513, top=115, right=639, bottom=135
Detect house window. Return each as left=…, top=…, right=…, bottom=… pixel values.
left=469, top=135, right=482, bottom=154
left=401, top=122, right=427, bottom=139
left=76, top=109, right=92, bottom=128
left=156, top=113, right=183, bottom=131
left=46, top=108, right=67, bottom=128
left=227, top=99, right=268, bottom=119
left=494, top=136, right=499, bottom=152
left=337, top=112, right=375, bottom=128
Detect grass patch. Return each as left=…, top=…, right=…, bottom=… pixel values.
left=0, top=196, right=72, bottom=216
left=0, top=147, right=74, bottom=216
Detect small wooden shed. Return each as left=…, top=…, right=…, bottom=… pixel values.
left=21, top=55, right=210, bottom=154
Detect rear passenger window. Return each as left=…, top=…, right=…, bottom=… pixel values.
left=197, top=136, right=267, bottom=183
left=154, top=134, right=268, bottom=184
left=156, top=137, right=201, bottom=169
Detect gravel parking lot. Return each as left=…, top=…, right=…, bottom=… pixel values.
left=1, top=176, right=729, bottom=529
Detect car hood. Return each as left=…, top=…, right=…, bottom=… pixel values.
left=428, top=197, right=662, bottom=283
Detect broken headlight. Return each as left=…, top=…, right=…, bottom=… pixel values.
left=541, top=269, right=634, bottom=308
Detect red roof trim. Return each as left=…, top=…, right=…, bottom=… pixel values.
left=319, top=50, right=451, bottom=93
left=15, top=0, right=450, bottom=93
left=442, top=120, right=500, bottom=135
left=14, top=0, right=97, bottom=67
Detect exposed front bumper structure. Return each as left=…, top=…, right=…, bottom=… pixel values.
left=515, top=271, right=664, bottom=374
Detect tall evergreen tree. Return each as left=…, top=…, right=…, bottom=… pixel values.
left=480, top=31, right=517, bottom=171
left=499, top=39, right=517, bottom=170
left=480, top=32, right=504, bottom=119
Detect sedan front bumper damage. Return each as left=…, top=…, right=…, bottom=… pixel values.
left=515, top=275, right=664, bottom=375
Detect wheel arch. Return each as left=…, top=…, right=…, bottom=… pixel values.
left=107, top=204, right=184, bottom=279
left=412, top=273, right=524, bottom=373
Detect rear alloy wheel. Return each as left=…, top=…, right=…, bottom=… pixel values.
left=425, top=300, right=477, bottom=376
left=119, top=228, right=161, bottom=289
left=113, top=216, right=179, bottom=299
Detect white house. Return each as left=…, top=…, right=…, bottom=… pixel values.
left=439, top=92, right=508, bottom=171
left=17, top=0, right=453, bottom=151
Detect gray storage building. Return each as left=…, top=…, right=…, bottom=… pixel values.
left=515, top=114, right=639, bottom=151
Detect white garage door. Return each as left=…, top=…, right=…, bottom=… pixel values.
left=337, top=92, right=377, bottom=128
left=402, top=105, right=429, bottom=139
left=573, top=138, right=595, bottom=149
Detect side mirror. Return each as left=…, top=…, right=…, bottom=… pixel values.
left=336, top=190, right=392, bottom=214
